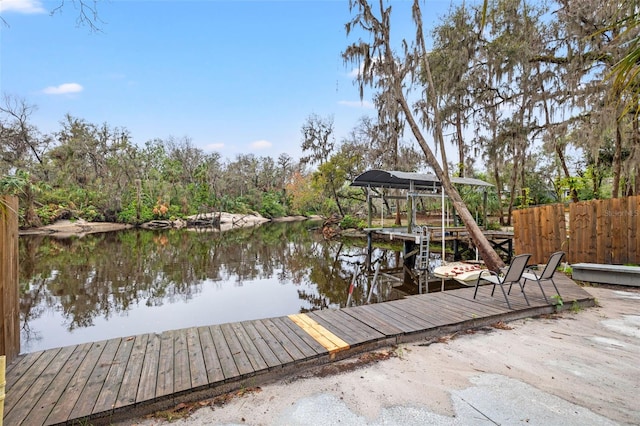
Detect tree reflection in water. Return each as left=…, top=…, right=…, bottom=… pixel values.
left=19, top=221, right=404, bottom=353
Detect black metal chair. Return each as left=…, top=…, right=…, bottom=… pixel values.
left=518, top=251, right=565, bottom=303
left=473, top=253, right=531, bottom=309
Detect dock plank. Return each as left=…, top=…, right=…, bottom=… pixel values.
left=174, top=329, right=192, bottom=393
left=251, top=320, right=296, bottom=365
left=209, top=325, right=240, bottom=379
left=273, top=316, right=326, bottom=358
left=27, top=343, right=91, bottom=426
left=155, top=331, right=175, bottom=397
left=359, top=303, right=423, bottom=332
left=380, top=301, right=439, bottom=329
left=230, top=322, right=269, bottom=373
left=287, top=314, right=348, bottom=354
left=136, top=332, right=161, bottom=403
left=240, top=321, right=282, bottom=369
left=5, top=351, right=44, bottom=389
left=364, top=303, right=431, bottom=332
left=220, top=323, right=255, bottom=377
left=260, top=318, right=306, bottom=361
left=197, top=326, right=225, bottom=384
left=185, top=327, right=209, bottom=389
left=274, top=316, right=328, bottom=355
left=69, top=338, right=122, bottom=421
left=93, top=336, right=135, bottom=414
left=44, top=342, right=105, bottom=424
left=3, top=348, right=61, bottom=418
left=342, top=305, right=405, bottom=336
left=6, top=345, right=75, bottom=426
left=115, top=334, right=149, bottom=409
left=395, top=297, right=462, bottom=326
left=307, top=309, right=384, bottom=345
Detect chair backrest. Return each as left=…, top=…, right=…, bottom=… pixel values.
left=503, top=253, right=531, bottom=283
left=539, top=251, right=565, bottom=279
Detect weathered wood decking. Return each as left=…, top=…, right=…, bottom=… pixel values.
left=4, top=274, right=595, bottom=426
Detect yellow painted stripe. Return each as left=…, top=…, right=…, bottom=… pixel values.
left=288, top=313, right=350, bottom=355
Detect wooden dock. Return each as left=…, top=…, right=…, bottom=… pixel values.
left=4, top=274, right=594, bottom=425
left=367, top=227, right=515, bottom=261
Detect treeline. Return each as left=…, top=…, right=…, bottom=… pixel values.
left=0, top=111, right=314, bottom=227
left=2, top=0, right=639, bottom=228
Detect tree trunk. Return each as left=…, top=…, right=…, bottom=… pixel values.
left=397, top=90, right=505, bottom=272
left=493, top=164, right=505, bottom=226
left=456, top=106, right=465, bottom=177
left=555, top=145, right=579, bottom=202
left=331, top=181, right=344, bottom=216
left=612, top=118, right=623, bottom=199
left=506, top=151, right=519, bottom=227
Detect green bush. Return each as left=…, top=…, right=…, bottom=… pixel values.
left=117, top=201, right=154, bottom=224
left=259, top=192, right=287, bottom=218
left=485, top=221, right=502, bottom=231
left=81, top=205, right=103, bottom=222
left=339, top=214, right=363, bottom=230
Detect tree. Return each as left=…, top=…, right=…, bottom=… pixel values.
left=427, top=5, right=479, bottom=177
left=0, top=94, right=51, bottom=177
left=300, top=114, right=335, bottom=167
left=344, top=0, right=505, bottom=271
left=0, top=170, right=42, bottom=228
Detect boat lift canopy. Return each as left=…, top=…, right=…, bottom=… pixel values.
left=350, top=170, right=493, bottom=193
left=350, top=169, right=494, bottom=262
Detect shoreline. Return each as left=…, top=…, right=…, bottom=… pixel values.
left=18, top=213, right=323, bottom=238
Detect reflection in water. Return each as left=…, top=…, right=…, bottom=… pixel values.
left=19, top=221, right=405, bottom=353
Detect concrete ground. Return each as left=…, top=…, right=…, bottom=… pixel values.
left=118, top=285, right=640, bottom=426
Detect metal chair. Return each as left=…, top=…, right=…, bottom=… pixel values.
left=519, top=251, right=565, bottom=303
left=473, top=253, right=531, bottom=309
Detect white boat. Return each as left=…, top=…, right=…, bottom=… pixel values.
left=433, top=262, right=483, bottom=285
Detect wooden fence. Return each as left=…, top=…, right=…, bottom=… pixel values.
left=513, top=203, right=568, bottom=265
left=0, top=195, right=19, bottom=363
left=513, top=195, right=640, bottom=265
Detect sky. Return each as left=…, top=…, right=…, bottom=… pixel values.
left=1, top=0, right=459, bottom=162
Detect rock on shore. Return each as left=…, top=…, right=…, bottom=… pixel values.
left=18, top=212, right=291, bottom=237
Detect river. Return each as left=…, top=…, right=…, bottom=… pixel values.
left=18, top=220, right=408, bottom=353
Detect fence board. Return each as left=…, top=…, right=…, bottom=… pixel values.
left=519, top=196, right=640, bottom=265
left=533, top=206, right=543, bottom=262
left=613, top=198, right=627, bottom=264
left=1, top=195, right=20, bottom=363
left=513, top=204, right=566, bottom=265
left=569, top=202, right=581, bottom=263
left=631, top=197, right=638, bottom=264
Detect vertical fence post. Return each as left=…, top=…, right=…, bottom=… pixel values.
left=0, top=195, right=20, bottom=364
left=0, top=355, right=5, bottom=426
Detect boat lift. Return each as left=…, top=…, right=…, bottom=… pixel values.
left=351, top=169, right=494, bottom=292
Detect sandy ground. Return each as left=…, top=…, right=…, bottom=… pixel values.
left=115, top=285, right=640, bottom=426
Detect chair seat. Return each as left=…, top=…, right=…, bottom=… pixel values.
left=473, top=254, right=532, bottom=309
left=521, top=271, right=539, bottom=281
left=479, top=274, right=501, bottom=285
left=520, top=251, right=565, bottom=303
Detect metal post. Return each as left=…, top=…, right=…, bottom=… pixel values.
left=441, top=185, right=445, bottom=261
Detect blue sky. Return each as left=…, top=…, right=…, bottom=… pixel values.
left=1, top=0, right=456, bottom=162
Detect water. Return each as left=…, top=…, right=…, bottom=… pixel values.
left=18, top=220, right=407, bottom=353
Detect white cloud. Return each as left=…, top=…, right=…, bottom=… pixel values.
left=338, top=100, right=375, bottom=109
left=0, top=0, right=46, bottom=14
left=42, top=83, right=84, bottom=95
left=251, top=140, right=272, bottom=150
left=203, top=142, right=224, bottom=151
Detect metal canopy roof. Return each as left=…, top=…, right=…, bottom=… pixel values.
left=350, top=169, right=493, bottom=191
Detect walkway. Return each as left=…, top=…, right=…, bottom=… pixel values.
left=4, top=274, right=594, bottom=425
